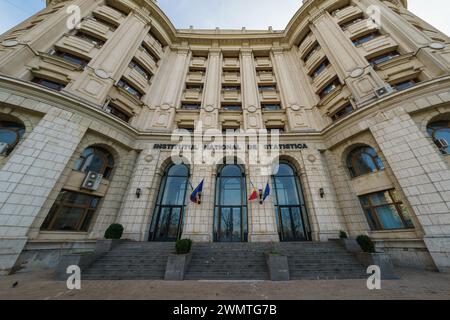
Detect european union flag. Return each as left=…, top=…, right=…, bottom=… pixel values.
left=190, top=179, right=204, bottom=204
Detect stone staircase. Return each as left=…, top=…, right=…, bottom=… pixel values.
left=81, top=241, right=367, bottom=281
left=82, top=242, right=175, bottom=280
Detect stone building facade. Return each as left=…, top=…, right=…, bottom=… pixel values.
left=0, top=0, right=449, bottom=274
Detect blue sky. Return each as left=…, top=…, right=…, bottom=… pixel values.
left=0, top=0, right=448, bottom=35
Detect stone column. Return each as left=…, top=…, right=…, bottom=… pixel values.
left=150, top=46, right=190, bottom=131
left=182, top=164, right=215, bottom=242
left=299, top=146, right=346, bottom=241
left=0, top=0, right=97, bottom=77
left=241, top=48, right=264, bottom=130
left=311, top=11, right=387, bottom=105
left=272, top=47, right=315, bottom=131
left=0, top=109, right=88, bottom=274
left=357, top=0, right=450, bottom=76
left=247, top=165, right=279, bottom=242
left=200, top=49, right=221, bottom=130
left=66, top=12, right=150, bottom=105
left=368, top=107, right=450, bottom=272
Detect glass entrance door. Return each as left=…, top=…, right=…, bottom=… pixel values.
left=278, top=206, right=307, bottom=241
left=216, top=206, right=245, bottom=242
left=153, top=206, right=183, bottom=241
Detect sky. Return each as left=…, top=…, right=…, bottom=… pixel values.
left=0, top=0, right=449, bottom=35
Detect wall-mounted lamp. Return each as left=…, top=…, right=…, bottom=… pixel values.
left=259, top=189, right=263, bottom=205
left=197, top=191, right=202, bottom=205
left=319, top=188, right=325, bottom=199
left=136, top=188, right=142, bottom=199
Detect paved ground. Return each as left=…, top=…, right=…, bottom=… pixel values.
left=0, top=268, right=449, bottom=300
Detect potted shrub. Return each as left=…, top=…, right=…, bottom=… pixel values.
left=355, top=235, right=398, bottom=279
left=339, top=231, right=362, bottom=253
left=94, top=224, right=125, bottom=256
left=265, top=251, right=290, bottom=281
left=165, top=239, right=193, bottom=281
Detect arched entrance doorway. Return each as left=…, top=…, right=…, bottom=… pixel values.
left=214, top=164, right=248, bottom=242
left=149, top=164, right=189, bottom=242
left=272, top=163, right=311, bottom=241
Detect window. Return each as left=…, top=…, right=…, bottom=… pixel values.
left=262, top=104, right=281, bottom=111
left=359, top=190, right=414, bottom=231
left=149, top=164, right=189, bottom=241
left=319, top=78, right=340, bottom=99
left=303, top=43, right=321, bottom=62
left=347, top=146, right=385, bottom=178
left=272, top=163, right=311, bottom=241
left=41, top=190, right=101, bottom=232
left=186, top=84, right=203, bottom=91
left=222, top=104, right=242, bottom=111
left=267, top=127, right=285, bottom=134
left=32, top=78, right=66, bottom=91
left=214, top=163, right=248, bottom=242
left=222, top=85, right=241, bottom=91
left=258, top=85, right=277, bottom=92
left=392, top=79, right=418, bottom=91
left=331, top=103, right=354, bottom=122
left=129, top=60, right=151, bottom=80
left=181, top=103, right=201, bottom=110
left=369, top=51, right=400, bottom=66
left=141, top=45, right=159, bottom=62
left=49, top=49, right=90, bottom=68
left=104, top=104, right=131, bottom=123
left=117, top=79, right=142, bottom=100
left=352, top=31, right=381, bottom=46
left=427, top=120, right=450, bottom=154
left=75, top=31, right=105, bottom=47
left=177, top=126, right=195, bottom=133
left=74, top=146, right=115, bottom=179
left=311, top=59, right=330, bottom=79
left=0, top=120, right=25, bottom=156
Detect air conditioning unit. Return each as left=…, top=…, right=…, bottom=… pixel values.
left=0, top=142, right=10, bottom=155
left=374, top=85, right=394, bottom=98
left=81, top=171, right=103, bottom=191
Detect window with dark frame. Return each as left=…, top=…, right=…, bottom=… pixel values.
left=331, top=103, right=354, bottom=122
left=359, top=189, right=414, bottom=231
left=32, top=78, right=66, bottom=91
left=352, top=31, right=382, bottom=46
left=0, top=120, right=26, bottom=156
left=369, top=51, right=401, bottom=66
left=73, top=146, right=115, bottom=179
left=75, top=31, right=105, bottom=47
left=117, top=78, right=143, bottom=100
left=49, top=49, right=90, bottom=68
left=129, top=59, right=151, bottom=80
left=427, top=120, right=450, bottom=155
left=41, top=190, right=101, bottom=232
left=319, top=78, right=340, bottom=99
left=347, top=146, right=385, bottom=178
left=104, top=104, right=131, bottom=123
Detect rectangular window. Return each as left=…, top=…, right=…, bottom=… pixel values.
left=104, top=104, right=131, bottom=123
left=49, top=49, right=90, bottom=68
left=319, top=78, right=340, bottom=99
left=181, top=103, right=201, bottom=110
left=129, top=59, right=151, bottom=80
left=186, top=84, right=203, bottom=91
left=331, top=103, right=354, bottom=122
left=258, top=85, right=277, bottom=92
left=75, top=31, right=105, bottom=47
left=267, top=127, right=285, bottom=134
left=222, top=85, right=241, bottom=91
left=41, top=190, right=101, bottom=232
left=303, top=42, right=321, bottom=62
left=311, top=59, right=330, bottom=79
left=359, top=190, right=414, bottom=231
left=392, top=79, right=418, bottom=91
left=222, top=104, right=242, bottom=111
left=262, top=104, right=281, bottom=110
left=117, top=79, right=142, bottom=100
left=369, top=51, right=400, bottom=66
left=32, top=78, right=66, bottom=91
left=352, top=31, right=382, bottom=46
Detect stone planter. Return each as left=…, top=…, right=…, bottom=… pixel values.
left=265, top=253, right=290, bottom=281
left=340, top=239, right=362, bottom=253
left=356, top=252, right=399, bottom=280
left=164, top=253, right=192, bottom=281
left=55, top=253, right=96, bottom=280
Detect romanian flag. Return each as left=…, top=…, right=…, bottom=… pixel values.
left=248, top=184, right=258, bottom=202
left=190, top=179, right=204, bottom=204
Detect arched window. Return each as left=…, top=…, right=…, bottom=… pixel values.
left=214, top=164, right=248, bottom=242
left=272, top=163, right=311, bottom=241
left=427, top=120, right=450, bottom=155
left=149, top=164, right=189, bottom=242
left=74, top=146, right=115, bottom=179
left=347, top=146, right=384, bottom=178
left=0, top=120, right=25, bottom=156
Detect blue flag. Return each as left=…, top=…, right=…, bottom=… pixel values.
left=190, top=179, right=204, bottom=204
left=263, top=182, right=270, bottom=202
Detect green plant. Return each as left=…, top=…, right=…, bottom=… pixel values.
left=339, top=231, right=348, bottom=239
left=175, top=239, right=193, bottom=254
left=104, top=224, right=124, bottom=240
left=356, top=235, right=375, bottom=253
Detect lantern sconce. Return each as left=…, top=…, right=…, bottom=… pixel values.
left=319, top=188, right=325, bottom=199
left=136, top=188, right=142, bottom=199
left=259, top=189, right=263, bottom=205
